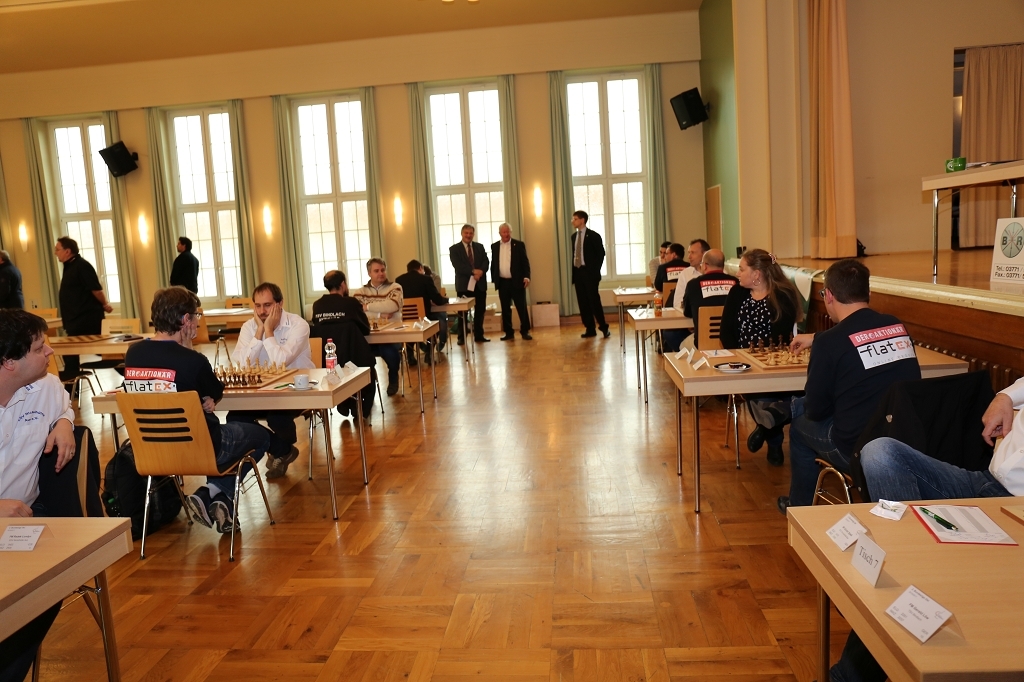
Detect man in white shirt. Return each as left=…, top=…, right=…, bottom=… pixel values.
left=0, top=309, right=76, bottom=682
left=227, top=282, right=313, bottom=479
left=490, top=223, right=532, bottom=341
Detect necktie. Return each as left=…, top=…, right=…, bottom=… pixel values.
left=574, top=230, right=583, bottom=268
left=467, top=243, right=475, bottom=268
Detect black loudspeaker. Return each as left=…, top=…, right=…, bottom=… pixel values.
left=98, top=141, right=138, bottom=177
left=670, top=88, right=709, bottom=130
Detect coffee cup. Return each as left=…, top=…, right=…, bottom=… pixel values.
left=293, top=373, right=310, bottom=389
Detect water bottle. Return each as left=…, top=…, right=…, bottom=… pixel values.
left=324, top=338, right=337, bottom=374
left=653, top=291, right=663, bottom=317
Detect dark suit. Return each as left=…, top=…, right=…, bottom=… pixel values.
left=570, top=228, right=608, bottom=334
left=490, top=238, right=531, bottom=336
left=449, top=239, right=489, bottom=341
left=169, top=250, right=200, bottom=294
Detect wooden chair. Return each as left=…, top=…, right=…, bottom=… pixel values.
left=225, top=297, right=254, bottom=309
left=645, top=275, right=653, bottom=288
left=657, top=282, right=677, bottom=352
left=697, top=306, right=742, bottom=469
left=812, top=459, right=854, bottom=506
left=115, top=391, right=275, bottom=561
left=81, top=318, right=142, bottom=390
left=399, top=297, right=428, bottom=390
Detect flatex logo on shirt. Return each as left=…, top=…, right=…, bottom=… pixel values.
left=124, top=367, right=178, bottom=393
left=666, top=266, right=687, bottom=281
left=700, top=279, right=735, bottom=298
left=849, top=324, right=916, bottom=370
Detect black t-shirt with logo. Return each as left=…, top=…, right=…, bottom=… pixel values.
left=804, top=308, right=922, bottom=455
left=683, top=271, right=738, bottom=347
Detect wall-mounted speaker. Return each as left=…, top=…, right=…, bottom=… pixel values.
left=98, top=141, right=138, bottom=177
left=669, top=88, right=709, bottom=130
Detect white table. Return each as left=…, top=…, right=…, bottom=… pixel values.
left=626, top=308, right=694, bottom=404
left=367, top=320, right=440, bottom=413
left=613, top=287, right=656, bottom=352
left=48, top=334, right=148, bottom=356
left=200, top=307, right=252, bottom=329
left=432, top=297, right=474, bottom=362
left=93, top=368, right=371, bottom=520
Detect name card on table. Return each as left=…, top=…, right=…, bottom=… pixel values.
left=851, top=534, right=886, bottom=586
left=827, top=513, right=868, bottom=551
left=0, top=525, right=45, bottom=551
left=886, top=585, right=952, bottom=643
left=691, top=355, right=709, bottom=370
left=675, top=347, right=693, bottom=361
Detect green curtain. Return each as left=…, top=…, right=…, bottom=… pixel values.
left=644, top=64, right=671, bottom=255
left=497, top=75, right=524, bottom=242
left=548, top=72, right=576, bottom=316
left=22, top=119, right=60, bottom=309
left=408, top=82, right=438, bottom=270
left=362, top=88, right=386, bottom=263
left=229, top=100, right=260, bottom=299
left=102, top=111, right=141, bottom=320
left=271, top=95, right=306, bottom=315
left=145, top=108, right=177, bottom=286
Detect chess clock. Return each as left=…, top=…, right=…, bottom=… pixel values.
left=1000, top=221, right=1024, bottom=259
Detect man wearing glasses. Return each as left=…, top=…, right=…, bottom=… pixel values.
left=777, top=260, right=920, bottom=515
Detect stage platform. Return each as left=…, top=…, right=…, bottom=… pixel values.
left=782, top=248, right=996, bottom=290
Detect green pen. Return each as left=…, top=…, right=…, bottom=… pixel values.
left=920, top=507, right=959, bottom=532
left=272, top=383, right=291, bottom=390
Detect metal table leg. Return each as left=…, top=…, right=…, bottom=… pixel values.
left=693, top=395, right=701, bottom=513
left=635, top=329, right=641, bottom=390
left=321, top=408, right=339, bottom=520
left=94, top=570, right=122, bottom=682
left=430, top=338, right=437, bottom=400
left=676, top=388, right=683, bottom=475
left=818, top=585, right=831, bottom=682
left=355, top=399, right=369, bottom=485
left=641, top=330, right=649, bottom=405
left=619, top=303, right=626, bottom=352
left=415, top=343, right=425, bottom=413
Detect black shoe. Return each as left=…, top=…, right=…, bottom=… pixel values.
left=457, top=339, right=465, bottom=346
left=521, top=334, right=533, bottom=341
left=601, top=328, right=611, bottom=338
left=475, top=337, right=490, bottom=343
left=500, top=334, right=515, bottom=341
left=581, top=331, right=597, bottom=338
left=766, top=443, right=785, bottom=467
left=386, top=383, right=399, bottom=396
left=777, top=496, right=790, bottom=516
left=747, top=425, right=768, bottom=453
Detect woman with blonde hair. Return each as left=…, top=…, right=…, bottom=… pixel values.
left=720, top=249, right=805, bottom=466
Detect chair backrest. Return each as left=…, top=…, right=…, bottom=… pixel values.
left=35, top=307, right=58, bottom=319
left=226, top=297, right=254, bottom=309
left=116, top=391, right=222, bottom=476
left=662, top=282, right=677, bottom=309
left=402, top=297, right=426, bottom=321
left=697, top=305, right=725, bottom=351
left=309, top=337, right=323, bottom=368
left=645, top=275, right=653, bottom=288
left=102, top=318, right=141, bottom=335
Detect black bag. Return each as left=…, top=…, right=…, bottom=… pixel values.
left=101, top=440, right=182, bottom=540
left=35, top=425, right=104, bottom=517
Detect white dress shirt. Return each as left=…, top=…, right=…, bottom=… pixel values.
left=231, top=309, right=315, bottom=369
left=0, top=374, right=74, bottom=505
left=499, top=240, right=512, bottom=279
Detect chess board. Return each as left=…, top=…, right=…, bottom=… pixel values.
left=218, top=368, right=296, bottom=390
left=51, top=334, right=114, bottom=344
left=734, top=347, right=811, bottom=370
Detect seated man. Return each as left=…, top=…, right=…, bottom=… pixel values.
left=648, top=241, right=671, bottom=282
left=311, top=270, right=376, bottom=421
left=663, top=248, right=737, bottom=352
left=227, top=282, right=314, bottom=479
left=0, top=309, right=78, bottom=682
left=124, top=287, right=270, bottom=533
left=652, top=242, right=689, bottom=299
left=777, top=260, right=921, bottom=513
left=395, top=259, right=449, bottom=359
left=352, top=258, right=403, bottom=396
left=830, top=383, right=1024, bottom=682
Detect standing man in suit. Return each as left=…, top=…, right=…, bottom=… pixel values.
left=570, top=211, right=610, bottom=338
left=55, top=236, right=111, bottom=383
left=449, top=224, right=490, bottom=344
left=169, top=236, right=200, bottom=294
left=490, top=223, right=532, bottom=341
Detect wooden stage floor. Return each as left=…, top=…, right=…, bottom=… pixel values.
left=43, top=328, right=847, bottom=682
left=783, top=248, right=995, bottom=290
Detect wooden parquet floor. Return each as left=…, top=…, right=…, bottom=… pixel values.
left=46, top=326, right=851, bottom=681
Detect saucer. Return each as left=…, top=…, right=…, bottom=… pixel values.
left=714, top=362, right=751, bottom=373
left=290, top=384, right=314, bottom=391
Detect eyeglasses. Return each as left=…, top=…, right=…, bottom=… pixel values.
left=818, top=289, right=828, bottom=299
left=191, top=312, right=203, bottom=320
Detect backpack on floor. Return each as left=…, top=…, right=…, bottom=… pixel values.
left=102, top=440, right=183, bottom=540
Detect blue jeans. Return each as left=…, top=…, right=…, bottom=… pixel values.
left=207, top=421, right=270, bottom=500
left=860, top=437, right=1010, bottom=502
left=787, top=397, right=848, bottom=506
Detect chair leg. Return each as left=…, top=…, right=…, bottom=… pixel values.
left=32, top=645, right=41, bottom=682
left=308, top=412, right=316, bottom=481
left=724, top=394, right=733, bottom=446
left=172, top=476, right=193, bottom=525
left=244, top=455, right=275, bottom=525
left=230, top=470, right=242, bottom=562
left=377, top=381, right=385, bottom=414
left=139, top=475, right=153, bottom=559
left=732, top=395, right=741, bottom=469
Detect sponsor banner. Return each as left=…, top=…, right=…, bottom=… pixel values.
left=124, top=367, right=178, bottom=393
left=700, top=279, right=735, bottom=298
left=665, top=266, right=687, bottom=281
left=849, top=325, right=916, bottom=370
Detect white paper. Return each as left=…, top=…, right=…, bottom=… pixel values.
left=701, top=349, right=735, bottom=358
left=0, top=525, right=44, bottom=551
left=886, top=585, right=952, bottom=643
left=691, top=356, right=709, bottom=370
left=913, top=505, right=1017, bottom=545
left=870, top=499, right=908, bottom=521
left=851, top=534, right=886, bottom=586
left=467, top=276, right=477, bottom=292
left=826, top=512, right=868, bottom=551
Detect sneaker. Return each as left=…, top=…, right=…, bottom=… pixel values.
left=186, top=487, right=214, bottom=529
left=266, top=446, right=300, bottom=479
left=209, top=492, right=236, bottom=534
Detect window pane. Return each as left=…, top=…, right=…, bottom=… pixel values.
left=341, top=199, right=371, bottom=286
left=99, top=219, right=120, bottom=304
left=64, top=220, right=96, bottom=270
left=607, top=79, right=642, bottom=175
left=173, top=116, right=208, bottom=205
left=297, top=104, right=333, bottom=196
left=473, top=191, right=505, bottom=248
left=612, top=181, right=645, bottom=276
left=305, top=203, right=337, bottom=292
left=335, top=100, right=366, bottom=194
left=87, top=125, right=112, bottom=213
left=217, top=210, right=242, bottom=297
left=184, top=211, right=217, bottom=298
left=567, top=82, right=602, bottom=177
left=429, top=93, right=465, bottom=187
left=54, top=126, right=90, bottom=214
left=435, top=193, right=467, bottom=283
left=573, top=184, right=607, bottom=276
left=468, top=89, right=502, bottom=184
left=207, top=113, right=235, bottom=203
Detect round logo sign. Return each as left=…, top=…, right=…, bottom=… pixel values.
left=1000, top=222, right=1024, bottom=258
